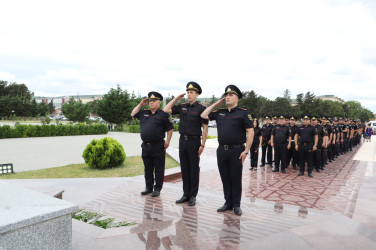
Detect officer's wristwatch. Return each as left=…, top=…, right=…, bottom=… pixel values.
left=244, top=151, right=249, bottom=155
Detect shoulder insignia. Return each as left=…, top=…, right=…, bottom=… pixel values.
left=248, top=114, right=252, bottom=120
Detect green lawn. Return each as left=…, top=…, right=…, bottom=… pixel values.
left=0, top=155, right=179, bottom=179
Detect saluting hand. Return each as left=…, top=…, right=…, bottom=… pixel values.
left=140, top=98, right=149, bottom=106
left=176, top=93, right=186, bottom=100
left=239, top=152, right=247, bottom=165
left=214, top=97, right=225, bottom=107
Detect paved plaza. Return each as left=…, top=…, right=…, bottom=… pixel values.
left=2, top=134, right=376, bottom=249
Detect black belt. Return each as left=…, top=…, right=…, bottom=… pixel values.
left=219, top=144, right=244, bottom=150
left=300, top=142, right=313, bottom=146
left=144, top=140, right=163, bottom=146
left=181, top=135, right=200, bottom=140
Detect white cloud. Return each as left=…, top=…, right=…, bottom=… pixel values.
left=0, top=0, right=376, bottom=112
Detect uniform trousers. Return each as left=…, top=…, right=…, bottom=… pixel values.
left=141, top=141, right=165, bottom=191
left=217, top=145, right=244, bottom=207
left=313, top=146, right=321, bottom=169
left=261, top=140, right=272, bottom=165
left=299, top=143, right=314, bottom=173
left=274, top=142, right=288, bottom=171
left=287, top=141, right=298, bottom=167
left=179, top=136, right=201, bottom=198
left=250, top=141, right=260, bottom=167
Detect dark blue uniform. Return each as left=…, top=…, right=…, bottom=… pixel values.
left=271, top=124, right=291, bottom=172
left=261, top=123, right=273, bottom=166
left=172, top=102, right=208, bottom=198
left=209, top=106, right=252, bottom=208
left=297, top=125, right=317, bottom=175
left=313, top=124, right=327, bottom=171
left=338, top=123, right=345, bottom=154
left=287, top=124, right=299, bottom=169
left=134, top=109, right=173, bottom=192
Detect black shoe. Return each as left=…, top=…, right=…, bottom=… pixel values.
left=260, top=164, right=265, bottom=167
left=249, top=167, right=254, bottom=170
left=266, top=162, right=272, bottom=165
left=321, top=166, right=325, bottom=170
left=316, top=168, right=321, bottom=173
left=329, top=160, right=332, bottom=162
left=325, top=162, right=328, bottom=165
left=176, top=196, right=189, bottom=204
left=293, top=165, right=297, bottom=170
left=234, top=207, right=242, bottom=216
left=272, top=168, right=279, bottom=172
left=141, top=189, right=152, bottom=195
left=253, top=167, right=258, bottom=171
left=308, top=172, right=313, bottom=177
left=217, top=204, right=233, bottom=212
left=298, top=172, right=304, bottom=176
left=281, top=169, right=286, bottom=174
left=188, top=197, right=196, bottom=206
left=151, top=191, right=160, bottom=197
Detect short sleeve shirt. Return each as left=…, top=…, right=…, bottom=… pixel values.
left=171, top=102, right=208, bottom=136
left=271, top=124, right=291, bottom=143
left=261, top=123, right=273, bottom=139
left=297, top=124, right=318, bottom=143
left=134, top=109, right=173, bottom=142
left=208, top=107, right=253, bottom=145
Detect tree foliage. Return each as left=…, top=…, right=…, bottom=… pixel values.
left=62, top=97, right=89, bottom=122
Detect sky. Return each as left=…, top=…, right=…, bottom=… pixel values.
left=1, top=0, right=376, bottom=112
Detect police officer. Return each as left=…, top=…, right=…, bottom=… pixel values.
left=250, top=118, right=262, bottom=170
left=329, top=119, right=337, bottom=162
left=287, top=116, right=299, bottom=169
left=270, top=115, right=291, bottom=174
left=131, top=92, right=174, bottom=197
left=260, top=115, right=273, bottom=167
left=334, top=118, right=342, bottom=157
left=311, top=116, right=327, bottom=172
left=201, top=85, right=254, bottom=216
left=163, top=82, right=209, bottom=206
left=321, top=116, right=331, bottom=164
left=295, top=115, right=318, bottom=177
left=338, top=118, right=346, bottom=154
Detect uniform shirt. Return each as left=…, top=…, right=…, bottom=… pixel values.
left=331, top=125, right=337, bottom=142
left=171, top=102, right=208, bottom=136
left=297, top=125, right=318, bottom=143
left=253, top=127, right=262, bottom=145
left=315, top=124, right=327, bottom=145
left=290, top=125, right=299, bottom=141
left=323, top=124, right=332, bottom=136
left=208, top=106, right=253, bottom=145
left=271, top=124, right=291, bottom=144
left=261, top=123, right=273, bottom=140
left=134, top=109, right=173, bottom=142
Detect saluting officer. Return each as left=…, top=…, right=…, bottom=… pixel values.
left=270, top=115, right=291, bottom=174
left=131, top=92, right=174, bottom=197
left=287, top=116, right=299, bottom=169
left=260, top=116, right=273, bottom=167
left=295, top=115, right=318, bottom=177
left=201, top=85, right=254, bottom=216
left=163, top=82, right=209, bottom=206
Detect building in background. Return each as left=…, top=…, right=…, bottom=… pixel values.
left=34, top=95, right=104, bottom=109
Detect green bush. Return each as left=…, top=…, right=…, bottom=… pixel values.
left=82, top=137, right=126, bottom=169
left=173, top=124, right=179, bottom=131
left=0, top=124, right=108, bottom=139
left=128, top=125, right=140, bottom=133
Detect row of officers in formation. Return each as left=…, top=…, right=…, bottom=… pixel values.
left=131, top=82, right=365, bottom=216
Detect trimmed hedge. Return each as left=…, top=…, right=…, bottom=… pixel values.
left=82, top=137, right=126, bottom=169
left=0, top=123, right=108, bottom=139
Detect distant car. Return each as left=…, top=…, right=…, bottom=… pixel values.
left=208, top=120, right=216, bottom=128
left=367, top=121, right=376, bottom=135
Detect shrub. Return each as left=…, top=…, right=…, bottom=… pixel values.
left=128, top=125, right=140, bottom=133
left=173, top=124, right=179, bottom=131
left=82, top=137, right=126, bottom=169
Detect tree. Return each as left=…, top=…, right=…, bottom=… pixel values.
left=62, top=97, right=89, bottom=122
left=97, top=85, right=132, bottom=126
left=283, top=89, right=291, bottom=101
left=209, top=94, right=217, bottom=105
left=38, top=102, right=49, bottom=116
left=48, top=100, right=55, bottom=114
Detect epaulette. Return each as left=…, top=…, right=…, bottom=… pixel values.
left=144, top=109, right=150, bottom=111
left=197, top=102, right=206, bottom=107
left=238, top=107, right=247, bottom=110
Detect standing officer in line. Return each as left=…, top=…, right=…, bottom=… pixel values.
left=321, top=117, right=331, bottom=164
left=250, top=118, right=262, bottom=170
left=311, top=117, right=327, bottom=172
left=338, top=118, right=346, bottom=155
left=163, top=82, right=208, bottom=206
left=272, top=115, right=278, bottom=126
left=201, top=85, right=254, bottom=216
left=329, top=119, right=337, bottom=162
left=295, top=115, right=318, bottom=177
left=287, top=116, right=299, bottom=170
left=131, top=92, right=174, bottom=197
left=260, top=116, right=273, bottom=167
left=334, top=118, right=342, bottom=157
left=270, top=115, right=291, bottom=174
